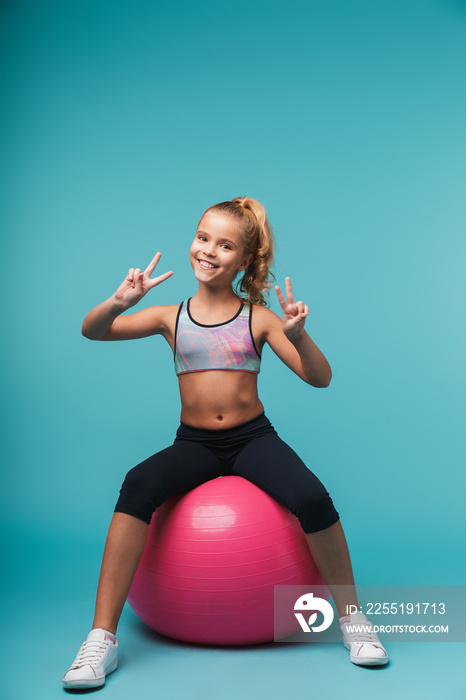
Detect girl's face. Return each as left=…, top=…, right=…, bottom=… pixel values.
left=190, top=213, right=252, bottom=287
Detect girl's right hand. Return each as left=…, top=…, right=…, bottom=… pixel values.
left=113, top=252, right=173, bottom=309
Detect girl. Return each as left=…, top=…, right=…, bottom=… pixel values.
left=63, top=197, right=388, bottom=690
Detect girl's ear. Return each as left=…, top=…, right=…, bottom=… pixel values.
left=238, top=253, right=253, bottom=272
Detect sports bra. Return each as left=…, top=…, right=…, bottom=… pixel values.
left=174, top=298, right=261, bottom=376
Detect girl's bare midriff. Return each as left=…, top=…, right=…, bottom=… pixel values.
left=178, top=371, right=264, bottom=430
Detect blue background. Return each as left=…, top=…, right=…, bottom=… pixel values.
left=2, top=0, right=465, bottom=698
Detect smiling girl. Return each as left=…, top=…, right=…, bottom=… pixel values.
left=63, top=196, right=388, bottom=690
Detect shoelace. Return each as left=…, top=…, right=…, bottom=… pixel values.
left=71, top=640, right=110, bottom=669
left=352, top=632, right=381, bottom=645
left=344, top=623, right=381, bottom=645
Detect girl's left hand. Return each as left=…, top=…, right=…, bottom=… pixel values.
left=275, top=277, right=309, bottom=341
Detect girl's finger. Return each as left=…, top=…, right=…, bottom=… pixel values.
left=274, top=285, right=287, bottom=311
left=144, top=252, right=162, bottom=277
left=149, top=270, right=174, bottom=288
left=285, top=277, right=295, bottom=304
left=304, top=305, right=309, bottom=315
left=127, top=268, right=135, bottom=281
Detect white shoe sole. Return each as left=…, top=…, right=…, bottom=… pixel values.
left=344, top=639, right=389, bottom=666
left=62, top=657, right=118, bottom=689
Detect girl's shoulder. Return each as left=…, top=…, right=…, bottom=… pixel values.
left=250, top=302, right=281, bottom=338
left=250, top=301, right=278, bottom=319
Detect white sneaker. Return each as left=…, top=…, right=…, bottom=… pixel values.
left=62, top=629, right=118, bottom=689
left=340, top=612, right=389, bottom=666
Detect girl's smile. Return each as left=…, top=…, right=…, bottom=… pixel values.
left=197, top=259, right=219, bottom=270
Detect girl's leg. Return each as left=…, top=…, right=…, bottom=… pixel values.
left=233, top=430, right=388, bottom=665
left=92, top=513, right=149, bottom=635
left=232, top=432, right=359, bottom=617
left=304, top=520, right=359, bottom=618
left=93, top=440, right=225, bottom=634
left=63, top=440, right=226, bottom=689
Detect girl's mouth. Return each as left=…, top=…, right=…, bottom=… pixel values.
left=198, top=259, right=219, bottom=270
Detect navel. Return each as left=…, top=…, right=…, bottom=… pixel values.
left=217, top=415, right=224, bottom=422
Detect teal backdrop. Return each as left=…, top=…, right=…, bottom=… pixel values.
left=2, top=1, right=465, bottom=698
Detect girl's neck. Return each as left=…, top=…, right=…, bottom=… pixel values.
left=191, top=284, right=240, bottom=309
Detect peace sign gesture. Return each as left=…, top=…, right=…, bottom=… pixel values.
left=114, top=252, right=173, bottom=310
left=275, top=277, right=309, bottom=341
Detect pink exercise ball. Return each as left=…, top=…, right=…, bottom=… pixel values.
left=127, top=475, right=327, bottom=645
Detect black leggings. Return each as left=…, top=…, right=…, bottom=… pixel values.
left=114, top=412, right=340, bottom=534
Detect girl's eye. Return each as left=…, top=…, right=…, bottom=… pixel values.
left=198, top=235, right=207, bottom=241
left=221, top=244, right=231, bottom=250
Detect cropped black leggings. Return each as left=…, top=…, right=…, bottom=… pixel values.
left=114, top=412, right=340, bottom=534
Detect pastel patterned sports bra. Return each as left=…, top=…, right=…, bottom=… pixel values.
left=174, top=298, right=261, bottom=376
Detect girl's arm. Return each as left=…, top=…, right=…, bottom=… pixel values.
left=82, top=252, right=173, bottom=341
left=255, top=278, right=332, bottom=387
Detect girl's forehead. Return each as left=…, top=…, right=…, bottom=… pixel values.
left=198, top=213, right=242, bottom=240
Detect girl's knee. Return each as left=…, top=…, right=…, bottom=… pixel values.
left=293, top=488, right=340, bottom=534
left=114, top=463, right=164, bottom=523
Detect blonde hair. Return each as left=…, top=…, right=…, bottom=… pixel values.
left=199, top=196, right=275, bottom=306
